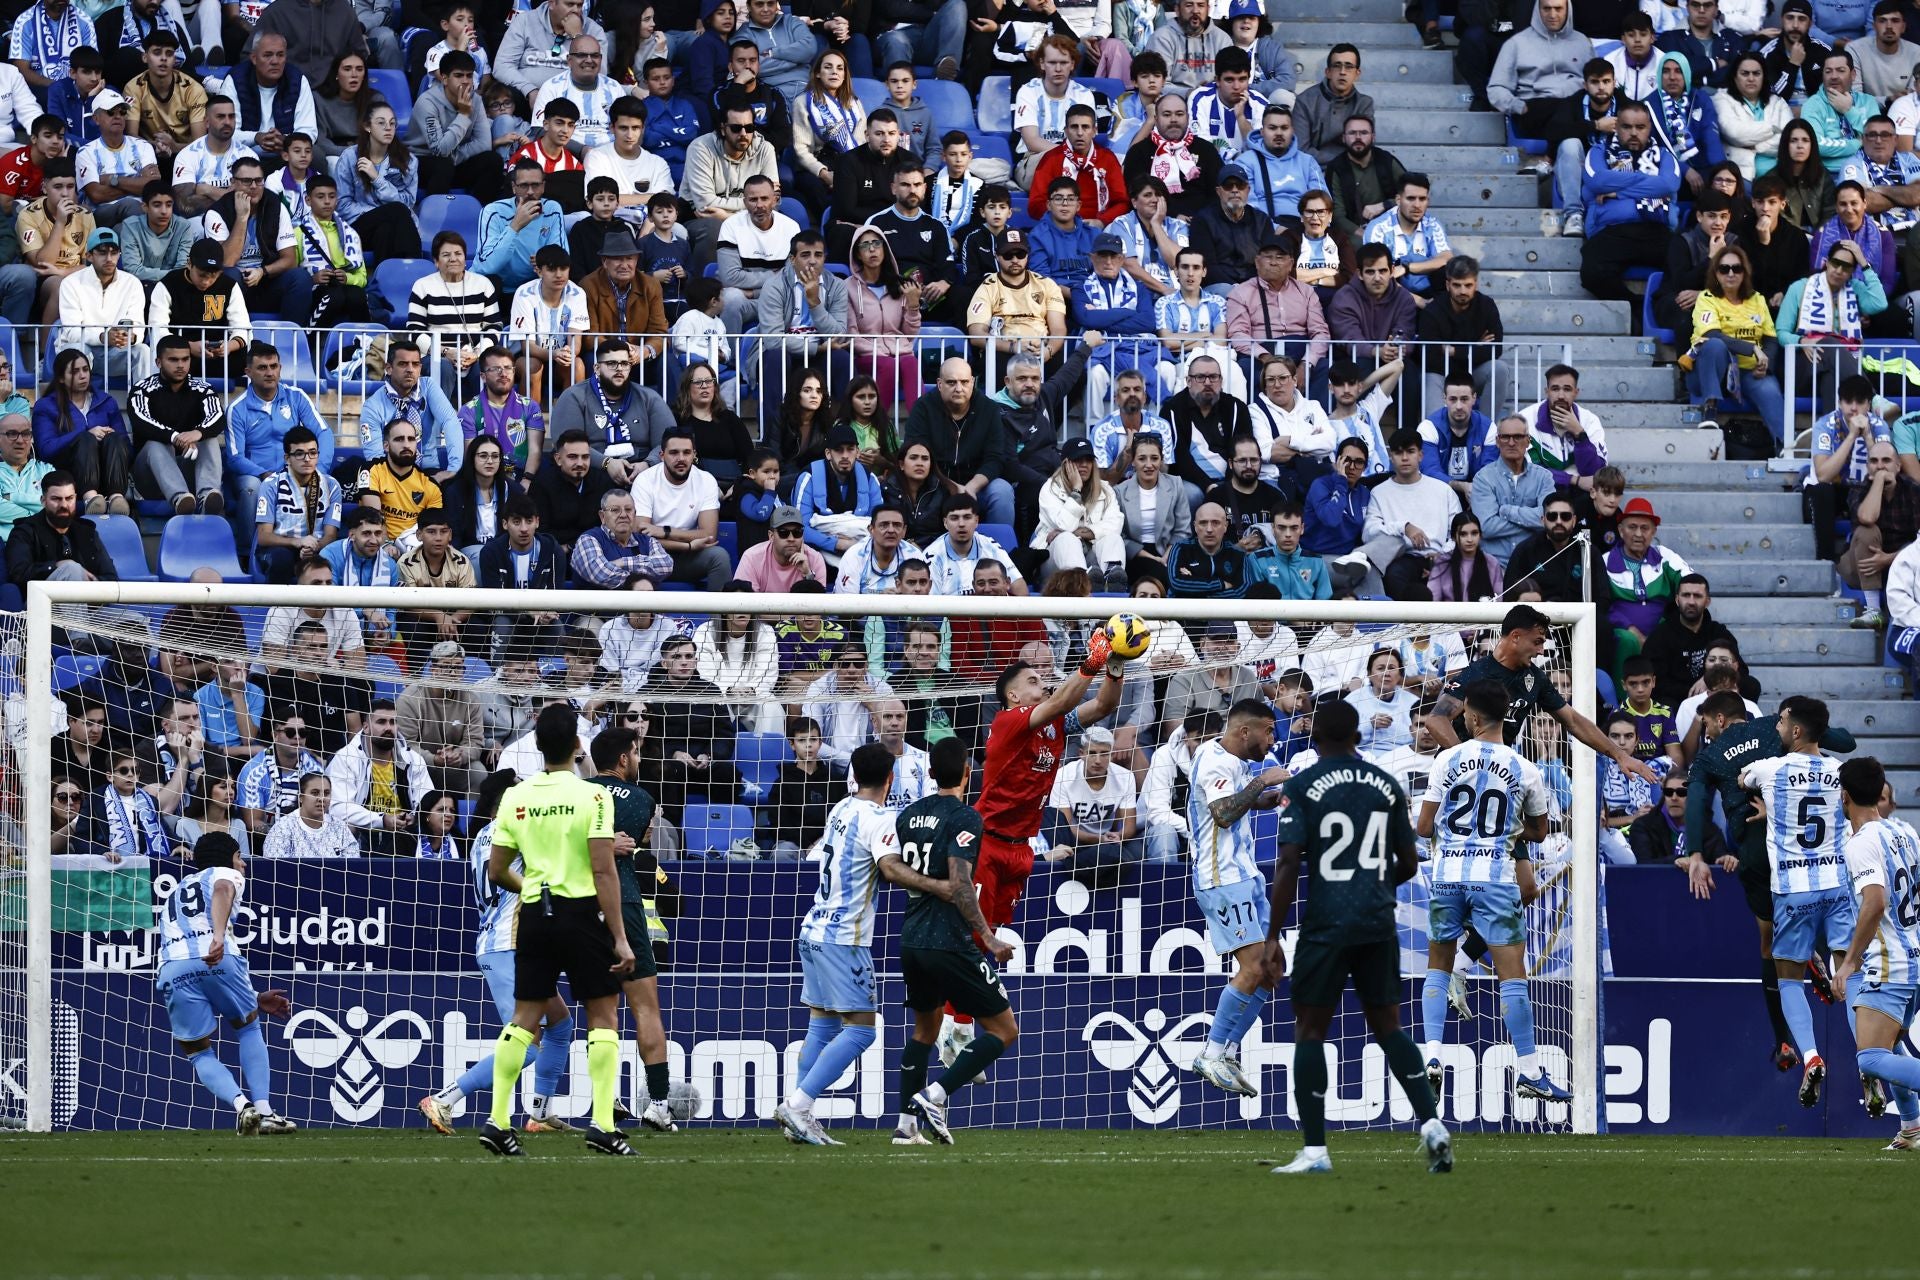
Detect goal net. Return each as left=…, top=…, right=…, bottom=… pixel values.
left=7, top=584, right=1599, bottom=1137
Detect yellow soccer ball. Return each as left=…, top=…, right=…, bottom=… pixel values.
left=1106, top=613, right=1152, bottom=660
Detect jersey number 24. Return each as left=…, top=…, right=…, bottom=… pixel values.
left=1319, top=811, right=1390, bottom=882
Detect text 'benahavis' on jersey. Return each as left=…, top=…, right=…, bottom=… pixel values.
left=894, top=793, right=987, bottom=953
left=1276, top=752, right=1416, bottom=943
left=1441, top=654, right=1565, bottom=746
left=1420, top=740, right=1553, bottom=884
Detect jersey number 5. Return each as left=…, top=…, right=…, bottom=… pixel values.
left=1796, top=796, right=1828, bottom=850
left=1318, top=810, right=1390, bottom=882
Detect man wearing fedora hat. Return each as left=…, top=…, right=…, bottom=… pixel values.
left=578, top=222, right=669, bottom=381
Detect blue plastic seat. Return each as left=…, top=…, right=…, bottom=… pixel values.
left=966, top=131, right=1013, bottom=169
left=918, top=323, right=969, bottom=365
left=463, top=655, right=493, bottom=683
left=372, top=257, right=436, bottom=324
left=52, top=653, right=102, bottom=691
left=157, top=515, right=244, bottom=582
left=851, top=75, right=888, bottom=115
left=254, top=319, right=325, bottom=393
left=735, top=731, right=792, bottom=802
left=322, top=322, right=392, bottom=398
left=716, top=520, right=738, bottom=564
left=366, top=653, right=407, bottom=701
left=683, top=803, right=755, bottom=856
left=978, top=76, right=1013, bottom=134
left=418, top=193, right=483, bottom=248
left=978, top=521, right=1017, bottom=549
left=92, top=513, right=154, bottom=582
left=1642, top=271, right=1676, bottom=346
left=920, top=79, right=974, bottom=135
left=1506, top=113, right=1547, bottom=156
left=367, top=69, right=413, bottom=130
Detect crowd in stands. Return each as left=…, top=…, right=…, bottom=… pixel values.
left=0, top=0, right=1832, bottom=872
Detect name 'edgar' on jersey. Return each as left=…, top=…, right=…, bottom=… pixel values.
left=470, top=819, right=520, bottom=958
left=1740, top=752, right=1849, bottom=894
left=1420, top=740, right=1552, bottom=885
left=800, top=794, right=900, bottom=947
left=156, top=865, right=247, bottom=965
left=1188, top=737, right=1263, bottom=892
left=1846, top=816, right=1920, bottom=984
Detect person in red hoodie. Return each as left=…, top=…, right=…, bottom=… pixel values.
left=1026, top=104, right=1130, bottom=228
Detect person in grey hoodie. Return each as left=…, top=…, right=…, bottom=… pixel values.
left=1488, top=0, right=1592, bottom=148
left=407, top=50, right=503, bottom=202
left=493, top=0, right=610, bottom=98
left=254, top=0, right=378, bottom=85
left=1291, top=44, right=1377, bottom=165
left=751, top=230, right=848, bottom=424
left=877, top=66, right=940, bottom=169
left=119, top=179, right=195, bottom=284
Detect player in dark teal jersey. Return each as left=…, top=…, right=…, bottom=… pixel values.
left=878, top=737, right=1015, bottom=1147
left=1266, top=700, right=1452, bottom=1175
left=587, top=727, right=681, bottom=1135
left=1680, top=691, right=1858, bottom=1070
left=1425, top=604, right=1659, bottom=787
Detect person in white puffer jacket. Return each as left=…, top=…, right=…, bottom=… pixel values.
left=1031, top=438, right=1127, bottom=590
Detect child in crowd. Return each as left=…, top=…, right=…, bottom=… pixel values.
left=425, top=4, right=491, bottom=82
left=266, top=132, right=315, bottom=224
left=954, top=184, right=1015, bottom=296
left=882, top=62, right=937, bottom=168
left=1617, top=655, right=1681, bottom=766
left=488, top=82, right=531, bottom=165
left=49, top=46, right=107, bottom=149
left=1109, top=51, right=1166, bottom=154
left=929, top=130, right=982, bottom=241
left=568, top=175, right=623, bottom=277
left=671, top=276, right=729, bottom=371
left=640, top=57, right=702, bottom=183
left=639, top=190, right=689, bottom=318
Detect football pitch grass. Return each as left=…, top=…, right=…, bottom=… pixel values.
left=7, top=1129, right=1920, bottom=1278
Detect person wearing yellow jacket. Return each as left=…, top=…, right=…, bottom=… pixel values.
left=1684, top=243, right=1784, bottom=442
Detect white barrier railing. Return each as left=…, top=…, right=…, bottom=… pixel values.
left=1775, top=338, right=1920, bottom=473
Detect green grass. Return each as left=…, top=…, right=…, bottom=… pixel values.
left=6, top=1128, right=1920, bottom=1278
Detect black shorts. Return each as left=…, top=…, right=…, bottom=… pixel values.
left=1737, top=831, right=1773, bottom=924
left=514, top=895, right=624, bottom=1003
left=901, top=947, right=1011, bottom=1018
left=619, top=901, right=661, bottom=981
left=1290, top=936, right=1402, bottom=1010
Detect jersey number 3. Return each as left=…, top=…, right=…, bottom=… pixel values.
left=1318, top=810, right=1390, bottom=882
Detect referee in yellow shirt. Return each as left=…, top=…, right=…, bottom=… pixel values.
left=480, top=703, right=637, bottom=1157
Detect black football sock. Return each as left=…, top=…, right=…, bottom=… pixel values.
left=936, top=1033, right=1006, bottom=1096
left=1294, top=1038, right=1328, bottom=1148
left=899, top=1038, right=933, bottom=1114
left=644, top=1061, right=671, bottom=1106
left=1380, top=1029, right=1438, bottom=1123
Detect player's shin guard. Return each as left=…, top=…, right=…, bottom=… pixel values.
left=532, top=1015, right=573, bottom=1101
left=489, top=1024, right=536, bottom=1129
left=936, top=1032, right=1007, bottom=1096
left=797, top=1023, right=876, bottom=1104
left=1859, top=1047, right=1920, bottom=1093
left=1293, top=1039, right=1328, bottom=1148
left=587, top=1028, right=620, bottom=1133
left=1421, top=969, right=1451, bottom=1054
left=1779, top=977, right=1820, bottom=1060
left=1380, top=1030, right=1439, bottom=1122
left=235, top=1018, right=274, bottom=1115
left=1758, top=956, right=1793, bottom=1045
left=1207, top=986, right=1258, bottom=1052
left=188, top=1049, right=244, bottom=1108
left=798, top=1015, right=841, bottom=1079
left=899, top=1038, right=933, bottom=1115
left=1498, top=978, right=1538, bottom=1074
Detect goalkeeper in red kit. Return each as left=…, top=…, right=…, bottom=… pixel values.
left=938, top=624, right=1130, bottom=1064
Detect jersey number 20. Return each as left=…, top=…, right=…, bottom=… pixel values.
left=1319, top=810, right=1390, bottom=882
left=1444, top=783, right=1511, bottom=840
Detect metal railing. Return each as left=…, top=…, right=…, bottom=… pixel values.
left=1775, top=338, right=1920, bottom=473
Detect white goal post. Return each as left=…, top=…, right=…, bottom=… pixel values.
left=17, top=582, right=1600, bottom=1136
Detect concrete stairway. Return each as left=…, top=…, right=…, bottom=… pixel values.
left=1267, top=0, right=1912, bottom=788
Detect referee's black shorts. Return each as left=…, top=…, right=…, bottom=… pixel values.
left=514, top=894, right=624, bottom=1002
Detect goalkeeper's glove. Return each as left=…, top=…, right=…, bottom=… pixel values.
left=1080, top=626, right=1114, bottom=678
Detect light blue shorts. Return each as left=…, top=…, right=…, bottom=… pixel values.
left=799, top=938, right=876, bottom=1013
left=478, top=949, right=516, bottom=1023
left=1428, top=880, right=1525, bottom=948
left=1196, top=877, right=1270, bottom=956
left=157, top=954, right=258, bottom=1043
left=1848, top=972, right=1920, bottom=1027
left=1771, top=887, right=1857, bottom=964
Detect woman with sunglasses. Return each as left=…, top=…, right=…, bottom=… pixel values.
left=1686, top=243, right=1784, bottom=442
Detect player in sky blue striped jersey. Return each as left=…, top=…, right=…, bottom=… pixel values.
left=154, top=832, right=293, bottom=1134
left=1739, top=698, right=1852, bottom=1108
left=1834, top=757, right=1920, bottom=1149
left=418, top=769, right=576, bottom=1137
left=1415, top=681, right=1563, bottom=1104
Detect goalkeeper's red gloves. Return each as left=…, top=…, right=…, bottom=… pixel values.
left=1079, top=627, right=1114, bottom=678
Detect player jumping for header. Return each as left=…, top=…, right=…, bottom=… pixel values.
left=1416, top=682, right=1567, bottom=1105
left=936, top=624, right=1128, bottom=1065
left=1833, top=757, right=1920, bottom=1147
left=1267, top=700, right=1451, bottom=1175
left=155, top=832, right=295, bottom=1135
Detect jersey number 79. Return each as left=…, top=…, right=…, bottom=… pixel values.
left=1318, top=811, right=1390, bottom=882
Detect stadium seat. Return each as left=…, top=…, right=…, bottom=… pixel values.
left=372, top=258, right=436, bottom=324
left=322, top=322, right=392, bottom=400
left=157, top=516, right=245, bottom=582
left=463, top=655, right=492, bottom=683
left=367, top=69, right=413, bottom=129
left=735, top=731, right=792, bottom=802
left=92, top=513, right=154, bottom=582
left=1074, top=75, right=1125, bottom=104
left=920, top=79, right=973, bottom=136
left=366, top=653, right=407, bottom=701
left=967, top=131, right=1013, bottom=169
left=683, top=803, right=755, bottom=856
left=978, top=76, right=1013, bottom=134
left=254, top=319, right=325, bottom=393
left=918, top=323, right=969, bottom=364
left=418, top=193, right=483, bottom=248
left=1642, top=272, right=1676, bottom=347
left=0, top=323, right=25, bottom=388
left=51, top=652, right=101, bottom=691
left=851, top=75, right=888, bottom=115
left=777, top=196, right=808, bottom=227
left=716, top=520, right=738, bottom=563
left=979, top=521, right=1017, bottom=549
left=1505, top=114, right=1547, bottom=157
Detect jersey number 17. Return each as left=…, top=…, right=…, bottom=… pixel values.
left=1318, top=810, right=1390, bottom=882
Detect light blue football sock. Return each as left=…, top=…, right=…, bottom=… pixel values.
left=1421, top=969, right=1451, bottom=1050
left=456, top=1054, right=495, bottom=1099
left=1227, top=987, right=1269, bottom=1042
left=797, top=1015, right=841, bottom=1078
left=1499, top=978, right=1537, bottom=1061
left=189, top=1049, right=243, bottom=1109
left=1893, top=1079, right=1920, bottom=1124
left=235, top=1019, right=273, bottom=1115
left=532, top=1015, right=572, bottom=1099
left=798, top=1023, right=876, bottom=1101
left=1208, top=986, right=1257, bottom=1051
left=1860, top=1047, right=1920, bottom=1094
left=1779, top=980, right=1819, bottom=1060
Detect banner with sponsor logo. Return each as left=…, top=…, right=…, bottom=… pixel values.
left=23, top=861, right=1896, bottom=1135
